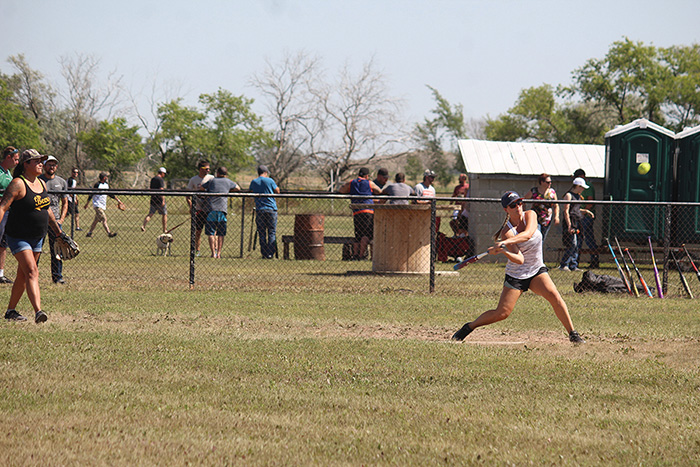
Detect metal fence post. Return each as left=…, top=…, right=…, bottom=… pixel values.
left=429, top=199, right=436, bottom=293
left=240, top=197, right=246, bottom=258
left=189, top=203, right=196, bottom=288
left=662, top=203, right=672, bottom=295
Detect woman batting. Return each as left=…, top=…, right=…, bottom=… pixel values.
left=1, top=150, right=64, bottom=323
left=452, top=191, right=584, bottom=344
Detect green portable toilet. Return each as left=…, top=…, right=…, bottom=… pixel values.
left=674, top=124, right=700, bottom=244
left=604, top=119, right=675, bottom=242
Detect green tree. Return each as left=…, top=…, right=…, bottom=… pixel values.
left=484, top=85, right=608, bottom=144
left=569, top=38, right=667, bottom=125
left=414, top=86, right=467, bottom=185
left=157, top=89, right=271, bottom=179
left=660, top=44, right=700, bottom=131
left=404, top=153, right=424, bottom=184
left=488, top=39, right=700, bottom=144
left=0, top=77, right=43, bottom=149
left=78, top=117, right=145, bottom=184
left=3, top=55, right=71, bottom=160
left=199, top=88, right=272, bottom=173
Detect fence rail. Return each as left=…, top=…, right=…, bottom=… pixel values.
left=14, top=189, right=700, bottom=299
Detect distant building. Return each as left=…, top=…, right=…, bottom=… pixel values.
left=457, top=140, right=605, bottom=261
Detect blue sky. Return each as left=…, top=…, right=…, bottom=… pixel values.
left=2, top=0, right=699, bottom=125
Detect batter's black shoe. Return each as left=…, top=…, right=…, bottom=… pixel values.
left=452, top=323, right=473, bottom=341
left=569, top=330, right=585, bottom=344
left=35, top=310, right=48, bottom=324
left=4, top=309, right=27, bottom=321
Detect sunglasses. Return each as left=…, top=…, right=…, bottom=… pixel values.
left=508, top=200, right=523, bottom=209
left=543, top=180, right=552, bottom=184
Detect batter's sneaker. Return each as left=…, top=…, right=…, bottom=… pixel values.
left=5, top=309, right=27, bottom=321
left=34, top=310, right=48, bottom=324
left=569, top=330, right=585, bottom=344
left=452, top=322, right=473, bottom=341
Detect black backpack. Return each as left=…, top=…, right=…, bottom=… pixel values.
left=574, top=270, right=629, bottom=294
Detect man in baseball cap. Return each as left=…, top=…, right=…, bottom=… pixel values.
left=573, top=169, right=598, bottom=268
left=39, top=155, right=69, bottom=283
left=415, top=169, right=436, bottom=202
left=572, top=177, right=589, bottom=189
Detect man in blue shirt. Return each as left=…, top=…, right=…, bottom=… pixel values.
left=249, top=165, right=280, bottom=259
left=338, top=167, right=381, bottom=260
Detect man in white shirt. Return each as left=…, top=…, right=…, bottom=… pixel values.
left=415, top=169, right=436, bottom=203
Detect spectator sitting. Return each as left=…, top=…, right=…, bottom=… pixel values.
left=450, top=173, right=470, bottom=237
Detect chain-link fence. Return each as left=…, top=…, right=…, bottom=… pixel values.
left=18, top=188, right=700, bottom=298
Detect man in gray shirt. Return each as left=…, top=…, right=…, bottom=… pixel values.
left=381, top=172, right=415, bottom=205
left=39, top=156, right=69, bottom=283
left=201, top=167, right=240, bottom=258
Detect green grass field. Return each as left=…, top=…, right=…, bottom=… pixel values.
left=2, top=193, right=699, bottom=464
left=2, top=281, right=699, bottom=465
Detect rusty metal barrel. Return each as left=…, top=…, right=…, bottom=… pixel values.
left=294, top=214, right=325, bottom=260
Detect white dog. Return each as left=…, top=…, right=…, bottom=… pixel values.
left=156, top=233, right=173, bottom=256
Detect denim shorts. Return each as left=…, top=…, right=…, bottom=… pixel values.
left=6, top=235, right=44, bottom=255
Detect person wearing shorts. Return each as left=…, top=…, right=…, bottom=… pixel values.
left=84, top=172, right=122, bottom=238
left=200, top=167, right=239, bottom=258
left=451, top=190, right=584, bottom=344
left=353, top=212, right=373, bottom=245
left=1, top=150, right=64, bottom=323
left=338, top=167, right=381, bottom=260
left=141, top=167, right=168, bottom=232
left=0, top=146, right=20, bottom=284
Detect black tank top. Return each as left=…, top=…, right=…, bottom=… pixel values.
left=566, top=191, right=583, bottom=227
left=6, top=176, right=50, bottom=239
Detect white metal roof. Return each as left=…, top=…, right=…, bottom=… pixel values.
left=675, top=124, right=700, bottom=139
left=457, top=139, right=605, bottom=178
left=604, top=118, right=676, bottom=139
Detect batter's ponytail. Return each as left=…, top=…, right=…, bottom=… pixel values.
left=492, top=215, right=508, bottom=242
